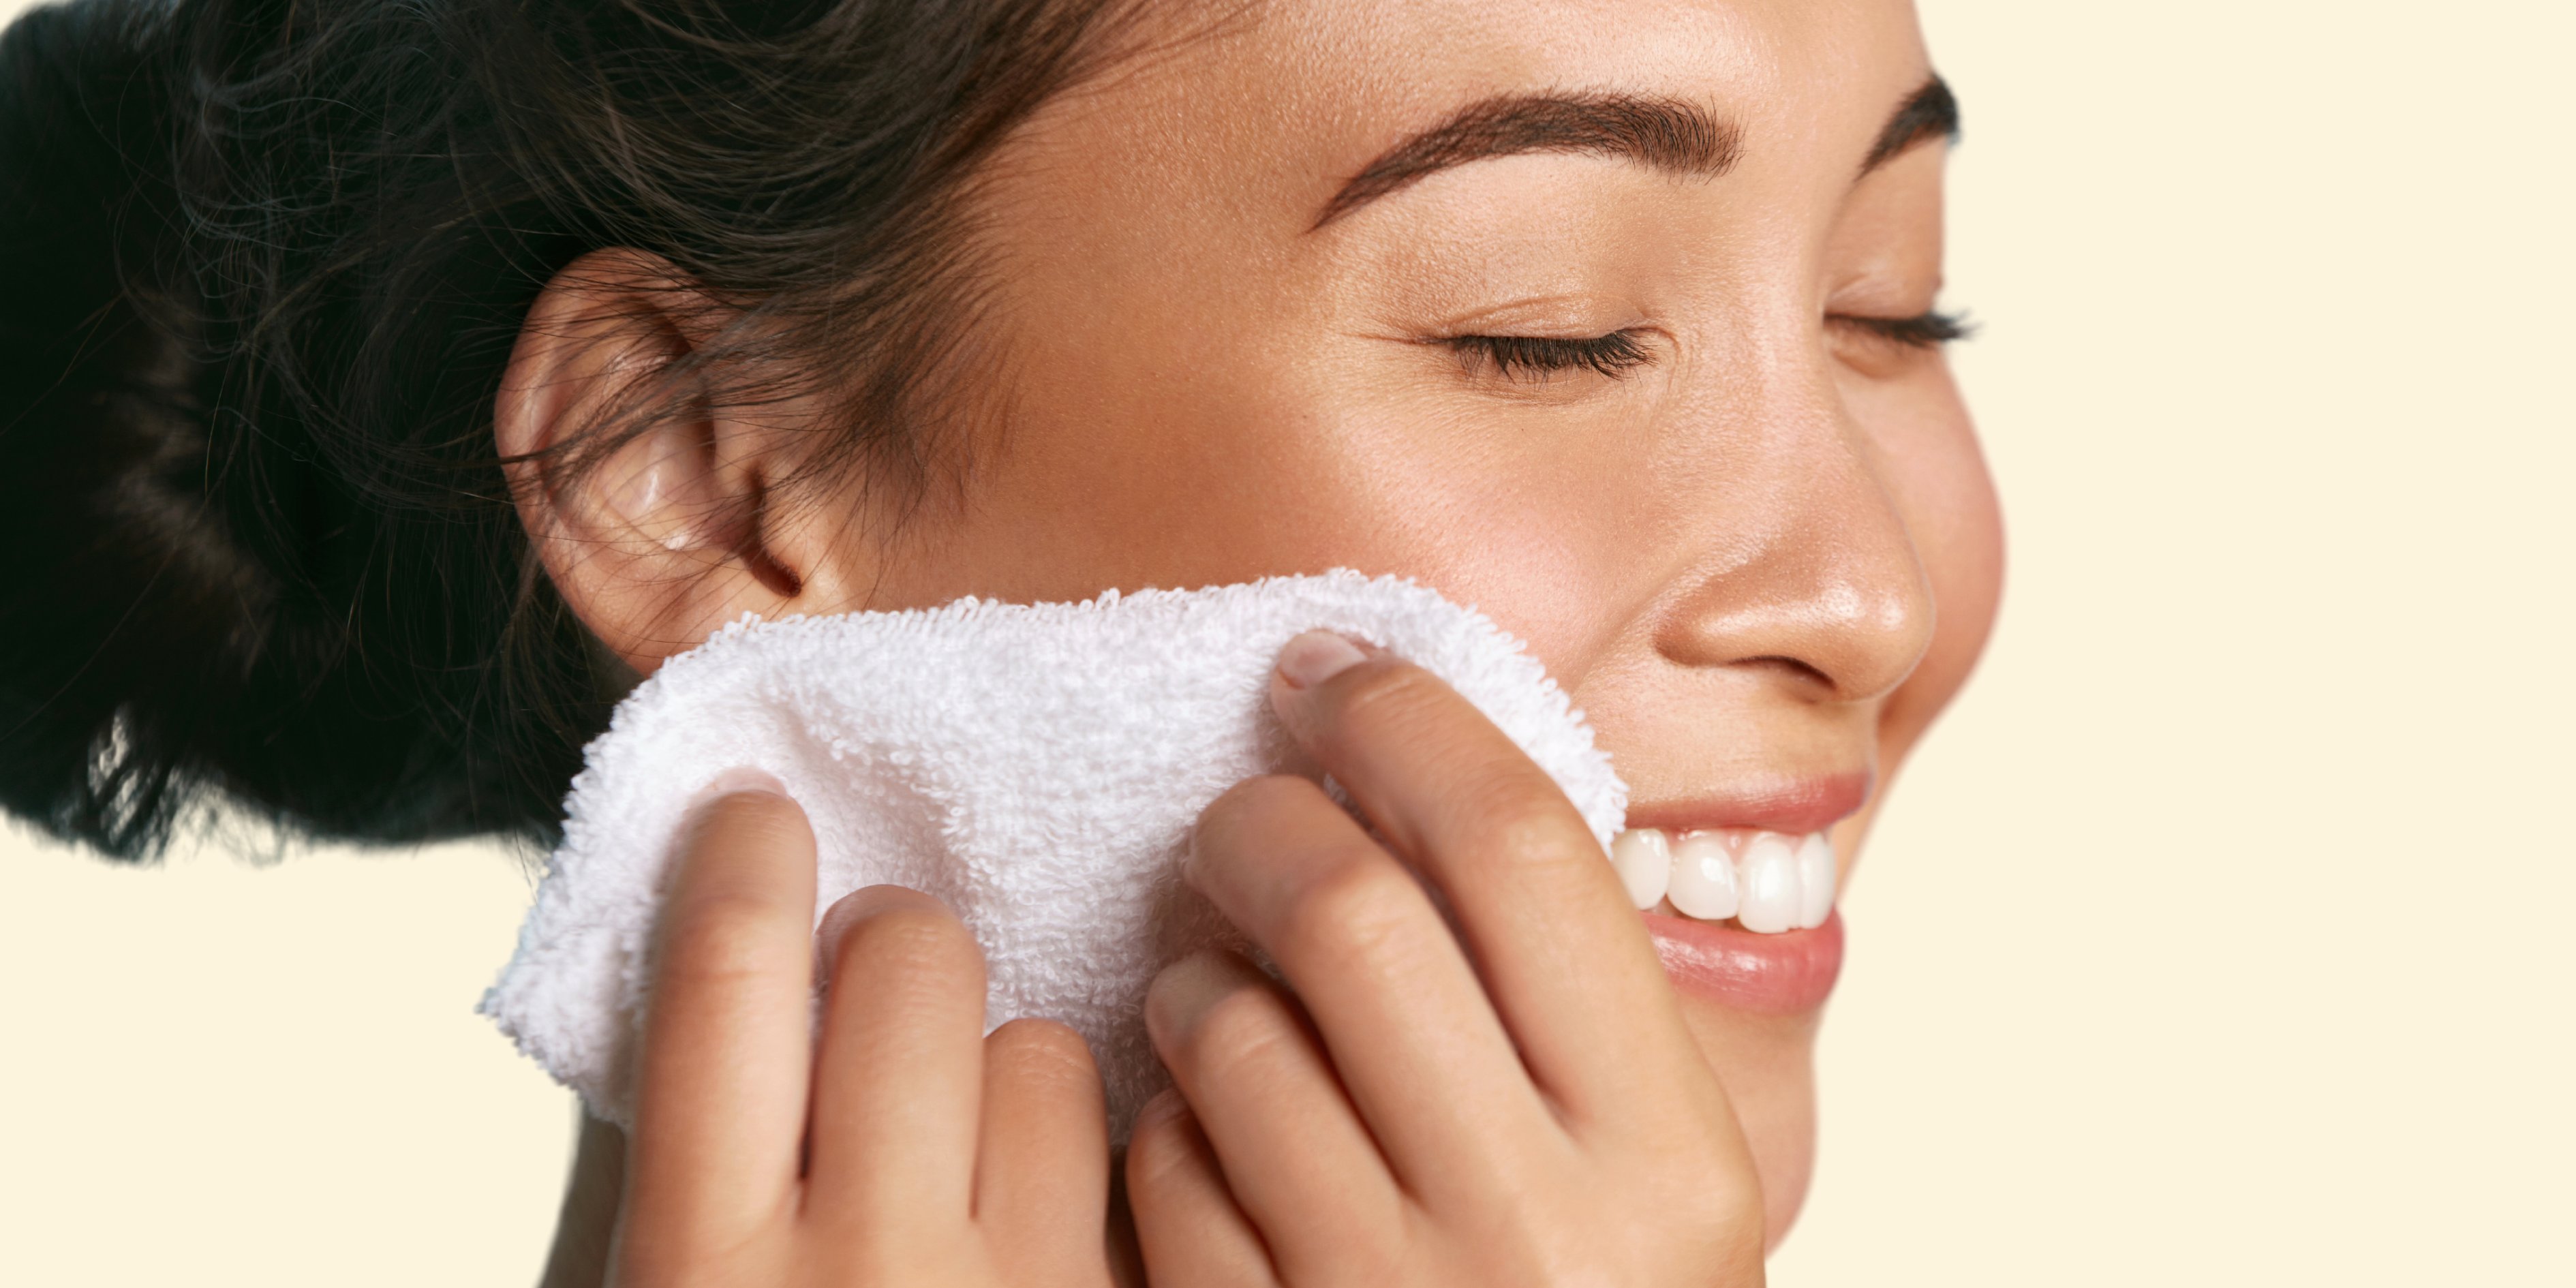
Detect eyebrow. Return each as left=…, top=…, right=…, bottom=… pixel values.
left=1860, top=75, right=1959, bottom=174
left=1313, top=92, right=1743, bottom=229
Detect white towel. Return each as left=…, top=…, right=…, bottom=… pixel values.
left=481, top=570, right=1626, bottom=1139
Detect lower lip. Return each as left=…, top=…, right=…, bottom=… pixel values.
left=1644, top=909, right=1845, bottom=1015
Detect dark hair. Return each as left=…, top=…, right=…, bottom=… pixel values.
left=0, top=0, right=1145, bottom=858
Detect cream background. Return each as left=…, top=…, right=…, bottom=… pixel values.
left=3, top=0, right=2567, bottom=1283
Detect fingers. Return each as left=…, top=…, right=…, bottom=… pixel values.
left=619, top=784, right=1120, bottom=1287
left=1143, top=949, right=1408, bottom=1255
left=1181, top=784, right=1546, bottom=1197
left=625, top=781, right=818, bottom=1258
left=1258, top=632, right=1699, bottom=1120
left=975, top=1019, right=1111, bottom=1247
left=805, top=884, right=991, bottom=1223
left=1125, top=1090, right=1281, bottom=1288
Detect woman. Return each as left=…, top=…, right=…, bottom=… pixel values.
left=0, top=0, right=2001, bottom=1282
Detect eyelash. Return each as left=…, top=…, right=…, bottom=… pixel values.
left=1443, top=331, right=1655, bottom=380
left=1831, top=309, right=1973, bottom=348
left=1443, top=307, right=1969, bottom=381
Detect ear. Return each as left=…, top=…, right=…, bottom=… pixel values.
left=496, top=248, right=848, bottom=676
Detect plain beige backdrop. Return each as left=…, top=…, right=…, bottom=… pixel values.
left=4, top=0, right=2569, bottom=1283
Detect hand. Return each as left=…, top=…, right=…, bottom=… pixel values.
left=609, top=777, right=1118, bottom=1288
left=1125, top=634, right=1768, bottom=1287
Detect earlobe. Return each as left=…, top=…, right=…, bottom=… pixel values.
left=495, top=248, right=814, bottom=675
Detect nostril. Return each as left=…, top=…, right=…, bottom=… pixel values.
left=1655, top=497, right=1938, bottom=704
left=1732, top=654, right=1836, bottom=693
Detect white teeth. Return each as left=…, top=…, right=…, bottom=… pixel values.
left=1795, top=833, right=1837, bottom=930
left=1609, top=825, right=1841, bottom=934
left=1736, top=833, right=1803, bottom=934
left=1609, top=829, right=1672, bottom=910
left=1666, top=831, right=1741, bottom=921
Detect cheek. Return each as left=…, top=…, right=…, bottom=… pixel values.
left=1856, top=367, right=2004, bottom=767
left=1304, top=405, right=1640, bottom=660
left=957, top=352, right=1653, bottom=671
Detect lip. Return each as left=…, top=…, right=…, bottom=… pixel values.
left=1645, top=910, right=1844, bottom=1015
left=1621, top=771, right=1873, bottom=838
left=1625, top=772, right=1868, bottom=1014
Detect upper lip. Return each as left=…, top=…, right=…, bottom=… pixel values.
left=1621, top=771, right=1872, bottom=836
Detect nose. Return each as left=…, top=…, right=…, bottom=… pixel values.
left=1655, top=369, right=1937, bottom=705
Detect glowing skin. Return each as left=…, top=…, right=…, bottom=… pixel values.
left=503, top=0, right=2002, bottom=1270
left=874, top=0, right=2002, bottom=1240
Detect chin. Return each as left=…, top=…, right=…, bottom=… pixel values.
left=1675, top=994, right=1825, bottom=1251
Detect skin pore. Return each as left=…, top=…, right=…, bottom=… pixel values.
left=499, top=0, right=2001, bottom=1278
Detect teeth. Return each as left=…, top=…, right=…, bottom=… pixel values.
left=1795, top=833, right=1837, bottom=930
left=1610, top=825, right=1839, bottom=935
left=1736, top=833, right=1800, bottom=933
left=1609, top=827, right=1672, bottom=910
left=1666, top=831, right=1741, bottom=921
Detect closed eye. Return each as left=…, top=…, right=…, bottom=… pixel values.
left=1830, top=308, right=1974, bottom=349
left=1443, top=331, right=1656, bottom=382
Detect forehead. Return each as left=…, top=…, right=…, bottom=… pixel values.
left=1052, top=0, right=1933, bottom=221
left=1244, top=0, right=1927, bottom=101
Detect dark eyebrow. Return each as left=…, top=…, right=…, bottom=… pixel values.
left=1861, top=75, right=1959, bottom=174
left=1313, top=92, right=1743, bottom=230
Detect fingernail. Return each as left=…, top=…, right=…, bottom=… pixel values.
left=698, top=766, right=786, bottom=802
left=1276, top=630, right=1369, bottom=690
left=814, top=884, right=938, bottom=982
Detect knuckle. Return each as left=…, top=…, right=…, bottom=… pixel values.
left=1124, top=1101, right=1201, bottom=1190
left=1424, top=761, right=1600, bottom=894
left=1276, top=851, right=1422, bottom=966
left=1180, top=982, right=1304, bottom=1079
left=1473, top=797, right=1592, bottom=872
left=652, top=902, right=799, bottom=1007
left=1309, top=662, right=1598, bottom=862
left=1146, top=950, right=1253, bottom=1053
left=659, top=892, right=793, bottom=979
left=1328, top=658, right=1448, bottom=733
left=1197, top=773, right=1330, bottom=848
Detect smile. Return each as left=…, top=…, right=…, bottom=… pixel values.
left=1617, top=827, right=1847, bottom=1013
left=1610, top=776, right=1867, bottom=1015
left=1610, top=826, right=1837, bottom=932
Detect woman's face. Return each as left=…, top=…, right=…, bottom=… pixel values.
left=811, top=0, right=1998, bottom=1245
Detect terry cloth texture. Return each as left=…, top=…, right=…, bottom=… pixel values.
left=482, top=570, right=1627, bottom=1139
